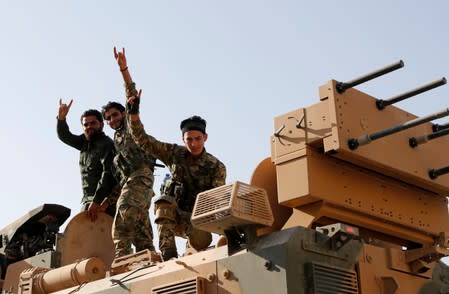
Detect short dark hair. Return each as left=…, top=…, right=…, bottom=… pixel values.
left=180, top=115, right=207, bottom=134
left=101, top=101, right=125, bottom=119
left=80, top=109, right=103, bottom=123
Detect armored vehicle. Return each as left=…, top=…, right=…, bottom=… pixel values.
left=1, top=61, right=449, bottom=293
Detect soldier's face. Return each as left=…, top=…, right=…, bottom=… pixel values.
left=82, top=115, right=103, bottom=141
left=183, top=130, right=207, bottom=158
left=104, top=108, right=124, bottom=130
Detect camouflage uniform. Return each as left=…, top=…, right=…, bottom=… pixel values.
left=57, top=119, right=117, bottom=217
left=112, top=117, right=157, bottom=257
left=129, top=119, right=226, bottom=258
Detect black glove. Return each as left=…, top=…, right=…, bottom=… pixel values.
left=124, top=82, right=140, bottom=114
left=127, top=96, right=140, bottom=114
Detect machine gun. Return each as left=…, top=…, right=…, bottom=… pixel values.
left=0, top=205, right=117, bottom=294
left=0, top=204, right=70, bottom=279
left=267, top=60, right=449, bottom=292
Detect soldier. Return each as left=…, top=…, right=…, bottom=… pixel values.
left=113, top=47, right=226, bottom=260
left=56, top=99, right=117, bottom=221
left=101, top=100, right=157, bottom=257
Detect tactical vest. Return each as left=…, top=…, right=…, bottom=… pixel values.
left=160, top=156, right=220, bottom=212
left=113, top=122, right=155, bottom=185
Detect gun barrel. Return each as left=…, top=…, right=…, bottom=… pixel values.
left=348, top=108, right=449, bottom=150
left=432, top=121, right=449, bottom=132
left=429, top=165, right=449, bottom=180
left=409, top=127, right=449, bottom=148
left=336, top=60, right=404, bottom=93
left=376, top=77, right=447, bottom=110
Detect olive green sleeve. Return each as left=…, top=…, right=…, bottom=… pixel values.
left=213, top=161, right=227, bottom=187
left=128, top=116, right=176, bottom=165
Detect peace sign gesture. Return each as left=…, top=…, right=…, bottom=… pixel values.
left=58, top=98, right=73, bottom=120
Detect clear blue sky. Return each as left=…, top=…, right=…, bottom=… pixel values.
left=1, top=1, right=448, bottom=256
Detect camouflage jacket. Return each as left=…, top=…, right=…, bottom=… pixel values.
left=56, top=119, right=117, bottom=204
left=129, top=118, right=226, bottom=212
left=113, top=118, right=156, bottom=186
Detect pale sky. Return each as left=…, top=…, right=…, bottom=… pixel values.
left=1, top=1, right=448, bottom=257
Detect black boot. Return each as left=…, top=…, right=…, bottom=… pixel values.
left=161, top=249, right=178, bottom=261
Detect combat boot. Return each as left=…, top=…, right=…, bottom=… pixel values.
left=161, top=249, right=178, bottom=261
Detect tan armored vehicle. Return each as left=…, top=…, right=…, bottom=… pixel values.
left=1, top=61, right=449, bottom=293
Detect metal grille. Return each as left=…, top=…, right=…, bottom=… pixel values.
left=152, top=277, right=206, bottom=294
left=191, top=181, right=274, bottom=234
left=306, top=262, right=359, bottom=294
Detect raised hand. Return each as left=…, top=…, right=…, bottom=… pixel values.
left=113, top=47, right=128, bottom=71
left=58, top=99, right=73, bottom=120
left=127, top=89, right=142, bottom=114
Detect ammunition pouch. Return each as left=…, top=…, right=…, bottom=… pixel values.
left=154, top=198, right=177, bottom=224
left=113, top=155, right=130, bottom=186
left=153, top=194, right=176, bottom=205
left=161, top=180, right=191, bottom=209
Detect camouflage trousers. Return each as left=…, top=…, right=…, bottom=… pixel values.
left=157, top=208, right=211, bottom=253
left=112, top=176, right=155, bottom=257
